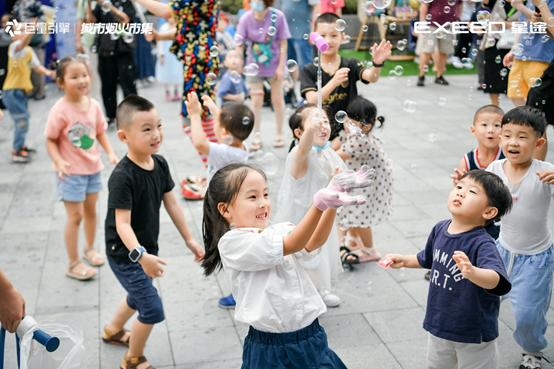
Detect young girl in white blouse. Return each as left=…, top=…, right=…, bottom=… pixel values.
left=201, top=162, right=373, bottom=368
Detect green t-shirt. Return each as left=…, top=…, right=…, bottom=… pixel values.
left=77, top=0, right=97, bottom=47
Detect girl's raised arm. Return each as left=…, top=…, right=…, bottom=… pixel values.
left=291, top=113, right=318, bottom=180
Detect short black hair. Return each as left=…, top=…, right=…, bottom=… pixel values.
left=502, top=106, right=546, bottom=137
left=473, top=105, right=504, bottom=125
left=219, top=102, right=254, bottom=141
left=116, top=95, right=156, bottom=130
left=314, top=12, right=341, bottom=31
left=460, top=170, right=513, bottom=224
left=346, top=97, right=385, bottom=132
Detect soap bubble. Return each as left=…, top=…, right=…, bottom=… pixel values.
left=343, top=35, right=351, bottom=44
left=209, top=46, right=219, bottom=58
left=423, top=65, right=429, bottom=72
left=438, top=97, right=446, bottom=106
left=471, top=48, right=478, bottom=57
left=468, top=94, right=472, bottom=100
left=389, top=22, right=397, bottom=31
left=122, top=33, right=134, bottom=44
left=386, top=159, right=394, bottom=169
left=101, top=0, right=112, bottom=13
left=542, top=35, right=550, bottom=43
left=286, top=59, right=298, bottom=72
left=462, top=58, right=472, bottom=67
left=394, top=65, right=404, bottom=75
left=346, top=120, right=363, bottom=137
left=402, top=100, right=417, bottom=113
left=425, top=13, right=432, bottom=20
left=303, top=33, right=309, bottom=40
left=410, top=164, right=417, bottom=173
left=363, top=25, right=369, bottom=32
left=313, top=57, right=319, bottom=67
left=335, top=110, right=348, bottom=123
left=443, top=5, right=450, bottom=13
left=397, top=39, right=407, bottom=51
left=499, top=68, right=508, bottom=77
left=507, top=61, right=514, bottom=69
left=261, top=152, right=279, bottom=176
left=531, top=78, right=542, bottom=88
left=259, top=28, right=264, bottom=34
left=110, top=33, right=120, bottom=41
left=230, top=70, right=241, bottom=83
left=206, top=72, right=217, bottom=85
left=242, top=116, right=251, bottom=125
left=254, top=149, right=265, bottom=161
left=495, top=55, right=501, bottom=63
left=76, top=53, right=90, bottom=64
left=428, top=133, right=438, bottom=142
left=267, top=26, right=276, bottom=36
left=388, top=70, right=397, bottom=80
left=406, top=79, right=412, bottom=86
left=234, top=34, right=244, bottom=45
left=436, top=30, right=446, bottom=40
left=510, top=80, right=519, bottom=88
left=338, top=218, right=351, bottom=231
left=244, top=63, right=260, bottom=76
left=372, top=0, right=392, bottom=10
left=447, top=0, right=455, bottom=5
left=476, top=10, right=491, bottom=23
left=224, top=134, right=234, bottom=145
left=335, top=19, right=347, bottom=31
left=271, top=13, right=277, bottom=21
left=253, top=132, right=262, bottom=145
left=513, top=43, right=524, bottom=56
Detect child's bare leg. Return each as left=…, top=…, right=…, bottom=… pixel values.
left=269, top=78, right=285, bottom=139
left=250, top=82, right=264, bottom=134
left=337, top=227, right=347, bottom=245
left=105, top=298, right=136, bottom=336
left=489, top=93, right=499, bottom=106
left=64, top=201, right=84, bottom=265
left=83, top=193, right=98, bottom=250
left=127, top=320, right=154, bottom=358
left=356, top=227, right=374, bottom=249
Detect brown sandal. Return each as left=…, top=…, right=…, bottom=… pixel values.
left=83, top=248, right=105, bottom=266
left=66, top=261, right=97, bottom=281
left=120, top=355, right=155, bottom=369
left=103, top=326, right=131, bottom=347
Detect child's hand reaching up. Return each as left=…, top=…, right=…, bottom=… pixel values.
left=328, top=165, right=376, bottom=192
left=200, top=94, right=219, bottom=117
left=371, top=39, right=393, bottom=64
left=452, top=251, right=473, bottom=279
left=537, top=169, right=554, bottom=185
left=184, top=92, right=202, bottom=116
left=139, top=253, right=168, bottom=278
left=313, top=188, right=365, bottom=211
left=186, top=239, right=205, bottom=262
left=450, top=167, right=467, bottom=186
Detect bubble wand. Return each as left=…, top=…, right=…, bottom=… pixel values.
left=309, top=33, right=329, bottom=112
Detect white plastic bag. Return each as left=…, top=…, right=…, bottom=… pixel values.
left=19, top=320, right=85, bottom=369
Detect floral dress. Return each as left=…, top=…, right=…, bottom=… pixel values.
left=169, top=0, right=219, bottom=119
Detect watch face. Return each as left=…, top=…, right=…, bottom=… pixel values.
left=130, top=248, right=140, bottom=261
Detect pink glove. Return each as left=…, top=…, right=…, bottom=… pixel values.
left=313, top=189, right=366, bottom=211
left=328, top=165, right=376, bottom=193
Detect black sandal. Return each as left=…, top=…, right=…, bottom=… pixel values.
left=340, top=246, right=360, bottom=266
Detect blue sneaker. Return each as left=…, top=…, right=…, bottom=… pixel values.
left=219, top=294, right=236, bottom=309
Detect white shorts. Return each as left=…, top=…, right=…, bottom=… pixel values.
left=427, top=333, right=498, bottom=369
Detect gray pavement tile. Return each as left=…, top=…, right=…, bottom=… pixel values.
left=399, top=280, right=430, bottom=308
left=1, top=215, right=52, bottom=234
left=386, top=339, right=428, bottom=369
left=389, top=218, right=438, bottom=239
left=176, top=359, right=242, bottom=369
left=363, top=307, right=427, bottom=344
left=319, top=313, right=382, bottom=349
left=169, top=326, right=243, bottom=365
left=334, top=343, right=403, bottom=369
left=164, top=298, right=234, bottom=332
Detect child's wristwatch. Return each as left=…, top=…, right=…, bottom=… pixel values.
left=129, top=246, right=147, bottom=263
left=372, top=61, right=385, bottom=68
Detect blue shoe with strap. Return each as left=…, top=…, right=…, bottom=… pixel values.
left=218, top=294, right=236, bottom=309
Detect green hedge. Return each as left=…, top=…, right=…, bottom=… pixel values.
left=344, top=0, right=358, bottom=14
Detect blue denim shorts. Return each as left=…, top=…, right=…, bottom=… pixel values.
left=56, top=171, right=103, bottom=202
left=108, top=258, right=165, bottom=325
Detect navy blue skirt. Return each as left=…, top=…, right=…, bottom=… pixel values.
left=242, top=319, right=347, bottom=369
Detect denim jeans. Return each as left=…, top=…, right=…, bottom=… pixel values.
left=496, top=241, right=554, bottom=353
left=2, top=89, right=30, bottom=151
left=287, top=38, right=313, bottom=70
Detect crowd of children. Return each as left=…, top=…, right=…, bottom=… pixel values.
left=3, top=5, right=554, bottom=369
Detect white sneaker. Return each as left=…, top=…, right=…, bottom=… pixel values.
left=446, top=55, right=453, bottom=65
left=452, top=56, right=464, bottom=69
left=320, top=291, right=341, bottom=307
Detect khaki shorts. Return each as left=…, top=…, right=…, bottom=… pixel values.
left=427, top=333, right=498, bottom=369
left=507, top=59, right=550, bottom=98
left=419, top=26, right=455, bottom=55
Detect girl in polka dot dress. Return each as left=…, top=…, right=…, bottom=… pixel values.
left=337, top=97, right=393, bottom=262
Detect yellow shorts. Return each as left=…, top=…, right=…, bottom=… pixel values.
left=507, top=60, right=550, bottom=98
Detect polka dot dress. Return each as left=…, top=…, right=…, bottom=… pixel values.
left=337, top=131, right=393, bottom=228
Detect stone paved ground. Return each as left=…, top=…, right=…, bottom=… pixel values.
left=2, top=73, right=554, bottom=368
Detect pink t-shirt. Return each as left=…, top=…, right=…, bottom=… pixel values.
left=320, top=0, right=345, bottom=14
left=44, top=97, right=107, bottom=175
